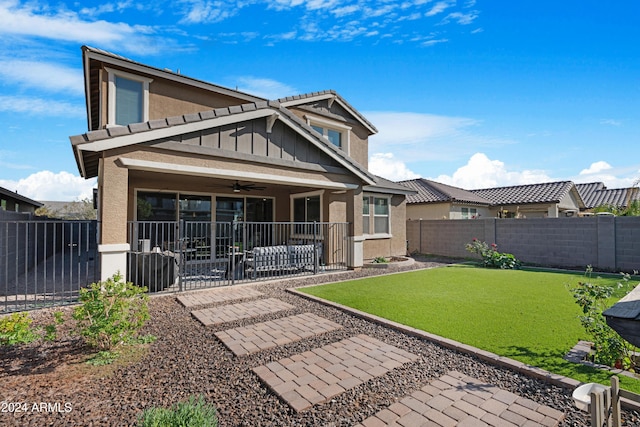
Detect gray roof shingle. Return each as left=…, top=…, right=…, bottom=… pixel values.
left=576, top=182, right=640, bottom=208
left=470, top=181, right=576, bottom=205
left=398, top=179, right=492, bottom=205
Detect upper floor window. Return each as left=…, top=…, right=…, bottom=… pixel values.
left=306, top=115, right=351, bottom=153
left=106, top=67, right=153, bottom=127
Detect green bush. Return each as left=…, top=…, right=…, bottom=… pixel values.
left=568, top=267, right=638, bottom=369
left=73, top=272, right=149, bottom=351
left=465, top=239, right=520, bottom=269
left=0, top=312, right=38, bottom=346
left=137, top=395, right=218, bottom=427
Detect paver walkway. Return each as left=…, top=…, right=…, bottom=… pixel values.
left=252, top=334, right=419, bottom=412
left=191, top=298, right=294, bottom=326
left=184, top=286, right=567, bottom=425
left=215, top=312, right=342, bottom=356
left=357, top=371, right=564, bottom=427
left=177, top=287, right=264, bottom=307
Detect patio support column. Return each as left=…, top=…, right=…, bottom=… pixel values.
left=98, top=156, right=130, bottom=281
left=345, top=188, right=364, bottom=269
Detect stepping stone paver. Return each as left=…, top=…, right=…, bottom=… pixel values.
left=177, top=287, right=264, bottom=307
left=253, top=334, right=418, bottom=412
left=191, top=298, right=294, bottom=326
left=215, top=312, right=342, bottom=355
left=356, top=371, right=565, bottom=427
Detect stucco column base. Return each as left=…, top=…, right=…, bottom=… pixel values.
left=347, top=236, right=365, bottom=268
left=98, top=243, right=130, bottom=281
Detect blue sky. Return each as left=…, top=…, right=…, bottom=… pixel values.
left=0, top=0, right=639, bottom=201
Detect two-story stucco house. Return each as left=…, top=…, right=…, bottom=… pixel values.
left=70, top=46, right=412, bottom=283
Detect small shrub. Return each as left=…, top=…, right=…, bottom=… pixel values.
left=372, top=256, right=388, bottom=264
left=43, top=310, right=65, bottom=342
left=568, top=266, right=638, bottom=369
left=73, top=272, right=149, bottom=351
left=0, top=312, right=38, bottom=346
left=465, top=239, right=520, bottom=269
left=138, top=395, right=218, bottom=427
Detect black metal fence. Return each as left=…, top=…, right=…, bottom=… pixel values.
left=126, top=221, right=349, bottom=293
left=0, top=219, right=349, bottom=313
left=0, top=220, right=99, bottom=313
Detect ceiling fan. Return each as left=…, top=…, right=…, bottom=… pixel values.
left=230, top=181, right=266, bottom=193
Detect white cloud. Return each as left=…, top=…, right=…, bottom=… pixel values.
left=0, top=60, right=83, bottom=95
left=432, top=153, right=552, bottom=189
left=0, top=1, right=164, bottom=54
left=369, top=153, right=421, bottom=181
left=234, top=76, right=297, bottom=99
left=425, top=0, right=454, bottom=17
left=600, top=119, right=622, bottom=126
left=0, top=171, right=96, bottom=201
left=580, top=161, right=613, bottom=175
left=331, top=5, right=360, bottom=17
left=442, top=11, right=478, bottom=25
left=180, top=1, right=237, bottom=24
left=422, top=38, right=448, bottom=46
left=0, top=95, right=84, bottom=117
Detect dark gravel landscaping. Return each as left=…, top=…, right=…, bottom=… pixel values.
left=2, top=257, right=637, bottom=426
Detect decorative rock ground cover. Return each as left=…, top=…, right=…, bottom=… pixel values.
left=2, top=256, right=638, bottom=425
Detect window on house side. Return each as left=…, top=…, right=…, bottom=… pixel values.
left=373, top=197, right=389, bottom=234
left=362, top=196, right=370, bottom=234
left=0, top=199, right=5, bottom=210
left=461, top=207, right=477, bottom=219
left=115, top=76, right=143, bottom=126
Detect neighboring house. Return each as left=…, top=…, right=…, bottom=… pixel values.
left=38, top=200, right=97, bottom=220
left=399, top=179, right=493, bottom=220
left=70, top=46, right=412, bottom=280
left=471, top=181, right=585, bottom=218
left=576, top=182, right=640, bottom=212
left=0, top=186, right=43, bottom=214
left=400, top=179, right=585, bottom=219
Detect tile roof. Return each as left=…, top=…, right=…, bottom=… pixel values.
left=576, top=182, right=640, bottom=208
left=470, top=181, right=577, bottom=205
left=398, top=179, right=492, bottom=205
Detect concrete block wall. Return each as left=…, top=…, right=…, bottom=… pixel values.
left=407, top=216, right=640, bottom=272
left=616, top=217, right=640, bottom=272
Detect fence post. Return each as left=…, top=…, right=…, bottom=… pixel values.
left=178, top=220, right=184, bottom=292
left=611, top=376, right=621, bottom=427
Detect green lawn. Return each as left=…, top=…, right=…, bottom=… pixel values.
left=300, top=265, right=640, bottom=392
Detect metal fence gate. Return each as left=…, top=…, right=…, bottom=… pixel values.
left=1, top=220, right=99, bottom=313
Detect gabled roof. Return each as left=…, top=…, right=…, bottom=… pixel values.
left=365, top=176, right=418, bottom=196
left=398, top=178, right=492, bottom=205
left=470, top=181, right=581, bottom=206
left=70, top=100, right=376, bottom=185
left=0, top=186, right=43, bottom=208
left=279, top=90, right=378, bottom=134
left=576, top=182, right=640, bottom=209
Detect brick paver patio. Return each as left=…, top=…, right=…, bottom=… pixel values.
left=357, top=371, right=565, bottom=427
left=191, top=298, right=294, bottom=326
left=252, top=334, right=419, bottom=412
left=177, top=287, right=264, bottom=308
left=215, top=312, right=342, bottom=356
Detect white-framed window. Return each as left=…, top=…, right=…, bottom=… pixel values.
left=362, top=195, right=391, bottom=236
left=291, top=190, right=322, bottom=223
left=362, top=195, right=370, bottom=234
left=461, top=207, right=477, bottom=219
left=106, top=67, right=153, bottom=127
left=305, top=115, right=351, bottom=153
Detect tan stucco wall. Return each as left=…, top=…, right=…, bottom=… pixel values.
left=406, top=202, right=453, bottom=220
left=363, top=195, right=407, bottom=260
left=99, top=156, right=129, bottom=244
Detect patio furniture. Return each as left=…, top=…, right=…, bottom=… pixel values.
left=127, top=251, right=178, bottom=292
left=244, top=244, right=318, bottom=279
